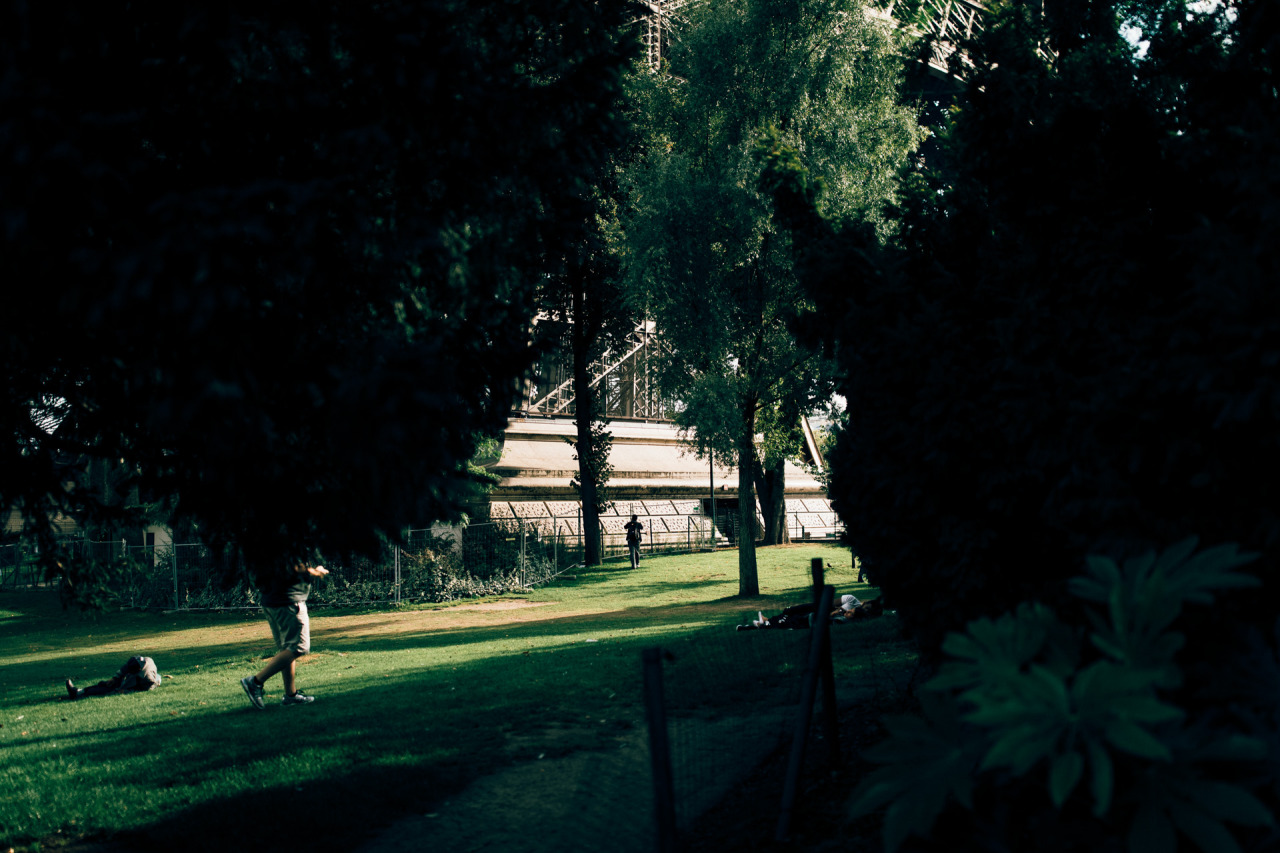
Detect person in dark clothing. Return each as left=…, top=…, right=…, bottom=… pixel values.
left=240, top=559, right=328, bottom=709
left=624, top=515, right=644, bottom=570
left=65, top=655, right=161, bottom=699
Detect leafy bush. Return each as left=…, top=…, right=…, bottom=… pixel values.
left=58, top=546, right=179, bottom=610
left=44, top=521, right=577, bottom=610
left=852, top=539, right=1276, bottom=853
left=393, top=522, right=567, bottom=604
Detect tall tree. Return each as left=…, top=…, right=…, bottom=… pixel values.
left=773, top=0, right=1280, bottom=652
left=0, top=1, right=635, bottom=585
left=764, top=1, right=1280, bottom=848
left=624, top=0, right=922, bottom=594
left=544, top=188, right=632, bottom=566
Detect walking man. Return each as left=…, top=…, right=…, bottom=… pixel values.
left=624, top=514, right=644, bottom=570
left=240, top=559, right=328, bottom=709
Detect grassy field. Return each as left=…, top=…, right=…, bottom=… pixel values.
left=0, top=544, right=913, bottom=851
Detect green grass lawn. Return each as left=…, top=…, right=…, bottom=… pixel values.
left=0, top=544, right=913, bottom=851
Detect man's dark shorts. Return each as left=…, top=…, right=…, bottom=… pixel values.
left=263, top=602, right=310, bottom=655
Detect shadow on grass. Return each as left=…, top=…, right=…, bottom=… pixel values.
left=30, top=619, right=909, bottom=853
left=1, top=548, right=899, bottom=852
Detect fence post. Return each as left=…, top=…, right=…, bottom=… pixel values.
left=172, top=545, right=180, bottom=611
left=394, top=540, right=401, bottom=606
left=776, top=583, right=836, bottom=842
left=643, top=647, right=678, bottom=853
left=519, top=519, right=526, bottom=589
left=811, top=558, right=840, bottom=753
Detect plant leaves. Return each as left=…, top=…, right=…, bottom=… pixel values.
left=1192, top=734, right=1268, bottom=763
left=1169, top=807, right=1245, bottom=853
left=1190, top=781, right=1274, bottom=827
left=1129, top=804, right=1176, bottom=853
left=1086, top=737, right=1114, bottom=816
left=1049, top=750, right=1084, bottom=808
left=1104, top=719, right=1172, bottom=761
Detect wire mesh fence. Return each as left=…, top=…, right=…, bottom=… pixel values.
left=0, top=516, right=597, bottom=610
left=0, top=506, right=843, bottom=610
left=487, top=611, right=912, bottom=853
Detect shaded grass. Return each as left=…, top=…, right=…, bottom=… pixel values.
left=0, top=544, right=911, bottom=851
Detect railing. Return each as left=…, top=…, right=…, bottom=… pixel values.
left=506, top=507, right=844, bottom=563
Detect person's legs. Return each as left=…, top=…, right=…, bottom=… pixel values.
left=66, top=676, right=121, bottom=699
left=80, top=678, right=122, bottom=697
left=242, top=602, right=312, bottom=708
left=255, top=646, right=302, bottom=687
left=629, top=542, right=640, bottom=570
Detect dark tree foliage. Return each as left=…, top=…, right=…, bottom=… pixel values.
left=540, top=180, right=635, bottom=566
left=1, top=2, right=635, bottom=582
left=772, top=0, right=1279, bottom=654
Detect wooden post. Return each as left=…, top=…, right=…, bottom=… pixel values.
left=811, top=559, right=840, bottom=752
left=776, top=584, right=835, bottom=841
left=643, top=647, right=679, bottom=853
left=811, top=557, right=824, bottom=612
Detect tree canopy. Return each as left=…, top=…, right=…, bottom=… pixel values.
left=1, top=1, right=635, bottom=579
left=764, top=0, right=1280, bottom=846
left=780, top=0, right=1279, bottom=651
left=624, top=0, right=922, bottom=593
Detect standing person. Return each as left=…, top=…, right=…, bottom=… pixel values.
left=240, top=559, right=328, bottom=709
left=624, top=514, right=644, bottom=570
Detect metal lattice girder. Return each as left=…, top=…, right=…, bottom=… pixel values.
left=528, top=320, right=669, bottom=419
left=633, top=0, right=705, bottom=69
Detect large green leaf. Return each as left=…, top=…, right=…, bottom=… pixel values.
left=1169, top=807, right=1245, bottom=853
left=1105, top=719, right=1173, bottom=761
left=1086, top=737, right=1114, bottom=816
left=1049, top=750, right=1084, bottom=807
left=1191, top=781, right=1274, bottom=827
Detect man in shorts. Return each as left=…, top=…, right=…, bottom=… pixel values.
left=240, top=560, right=328, bottom=709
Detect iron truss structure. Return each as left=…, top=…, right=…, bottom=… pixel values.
left=521, top=320, right=673, bottom=421
left=636, top=0, right=990, bottom=76
left=874, top=0, right=987, bottom=75
left=634, top=1, right=700, bottom=69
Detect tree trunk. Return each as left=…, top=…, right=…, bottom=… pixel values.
left=766, top=456, right=789, bottom=544
left=572, top=272, right=602, bottom=566
left=752, top=452, right=789, bottom=545
left=576, top=408, right=602, bottom=566
left=737, top=410, right=760, bottom=596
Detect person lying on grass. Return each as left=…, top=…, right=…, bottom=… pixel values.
left=64, top=655, right=161, bottom=700
left=736, top=595, right=883, bottom=631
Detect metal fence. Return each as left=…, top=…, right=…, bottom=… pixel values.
left=0, top=508, right=842, bottom=609
left=505, top=505, right=843, bottom=564
left=0, top=518, right=608, bottom=609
